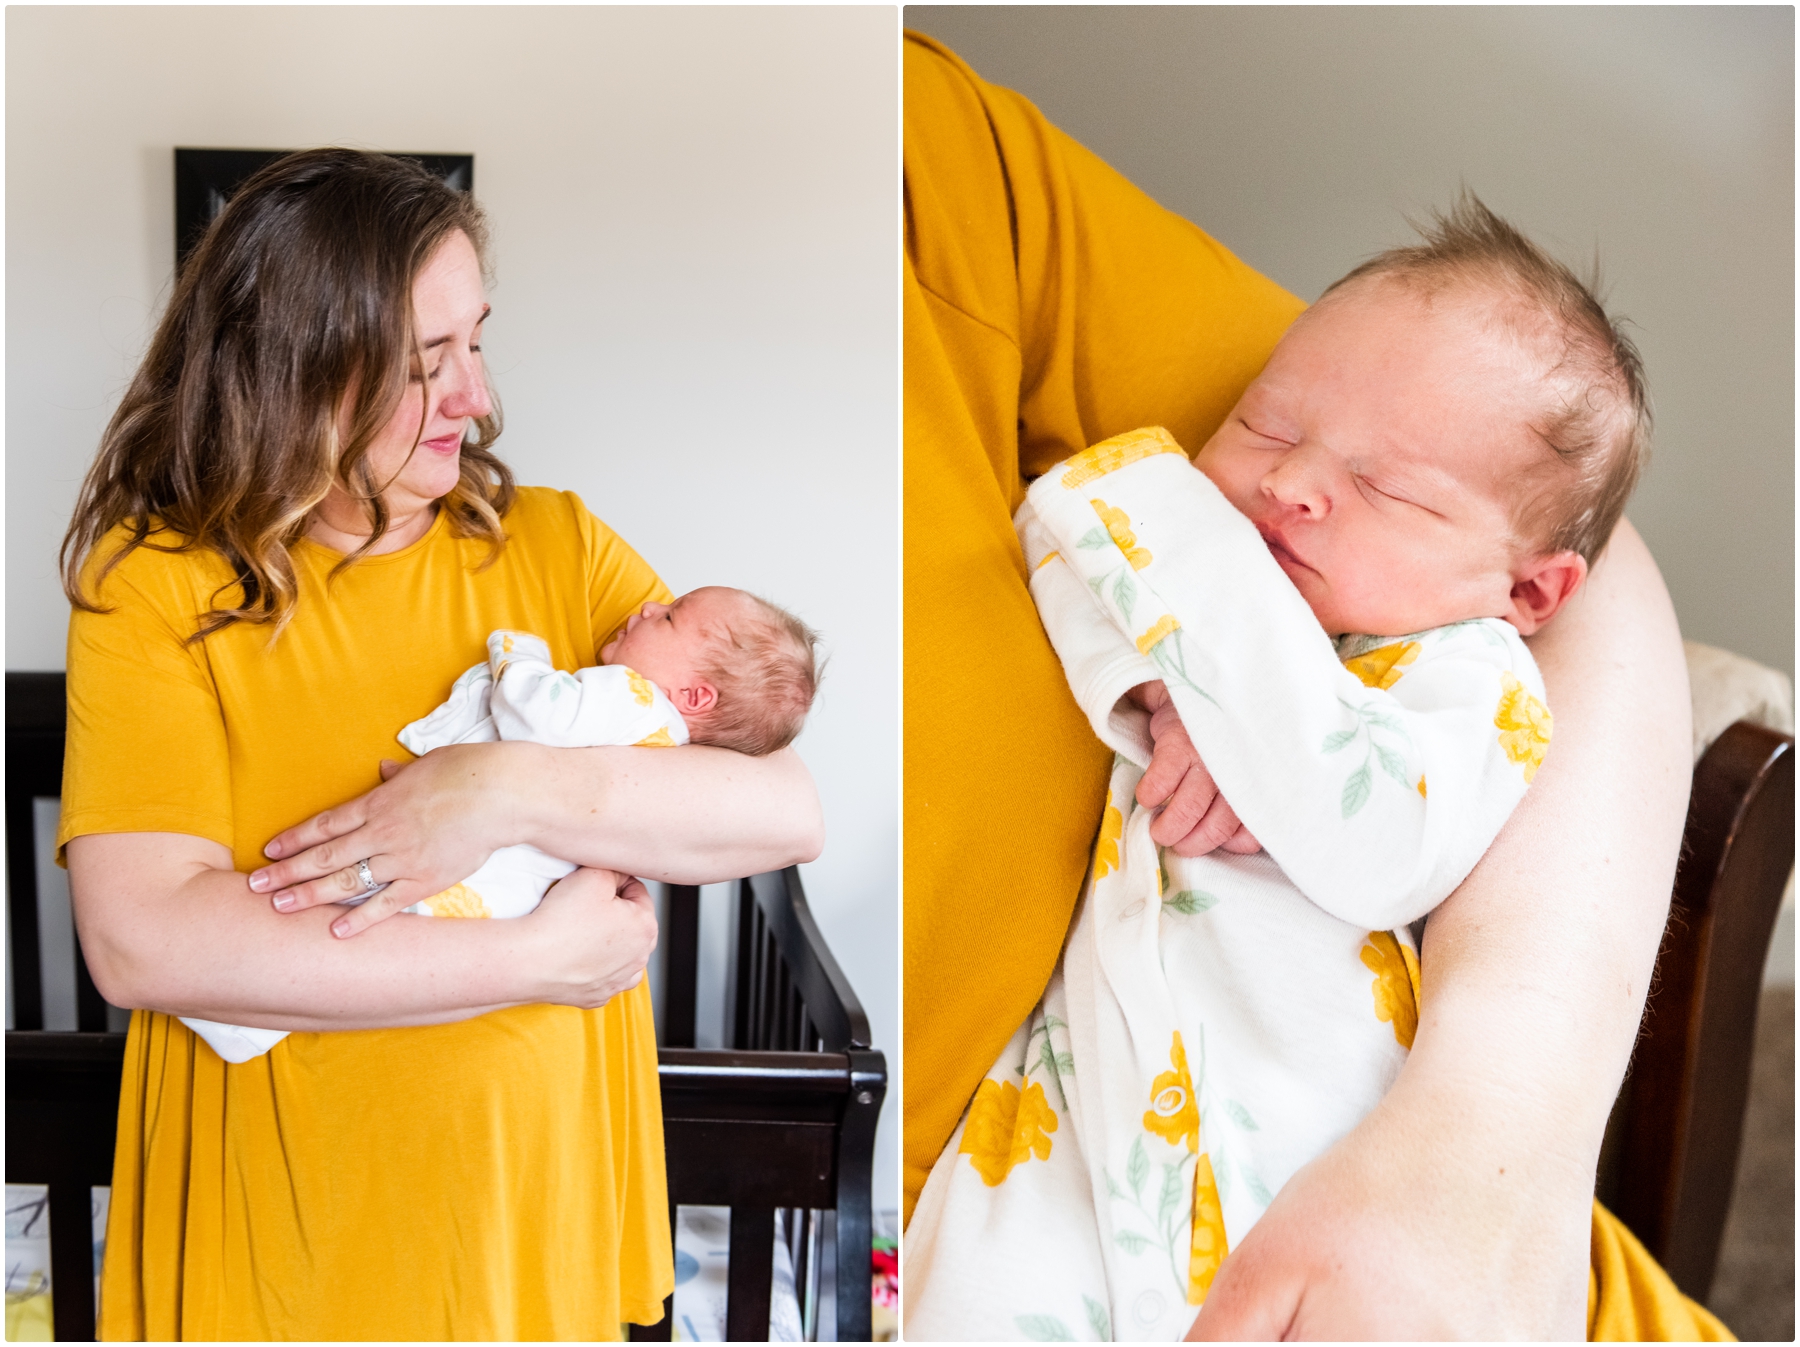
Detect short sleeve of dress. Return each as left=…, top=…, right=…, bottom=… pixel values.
left=559, top=491, right=673, bottom=662
left=57, top=539, right=234, bottom=857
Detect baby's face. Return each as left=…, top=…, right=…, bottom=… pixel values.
left=1195, top=277, right=1556, bottom=637
left=601, top=586, right=742, bottom=691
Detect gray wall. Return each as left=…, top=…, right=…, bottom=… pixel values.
left=7, top=5, right=899, bottom=1208
left=908, top=5, right=1794, bottom=678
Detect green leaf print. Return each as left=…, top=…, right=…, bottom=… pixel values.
left=1111, top=569, right=1137, bottom=624
left=1105, top=1173, right=1126, bottom=1201
left=1114, top=1231, right=1152, bottom=1256
left=1374, top=743, right=1412, bottom=787
left=1077, top=527, right=1111, bottom=550
left=1320, top=727, right=1358, bottom=753
left=1157, top=1162, right=1184, bottom=1227
left=1240, top=1164, right=1273, bottom=1206
left=1016, top=1314, right=1076, bottom=1341
left=1127, top=1136, right=1149, bottom=1197
left=1341, top=763, right=1372, bottom=818
left=1224, top=1099, right=1259, bottom=1131
left=1163, top=889, right=1218, bottom=916
left=1084, top=1294, right=1112, bottom=1341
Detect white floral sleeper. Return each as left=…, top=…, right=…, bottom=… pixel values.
left=903, top=428, right=1552, bottom=1342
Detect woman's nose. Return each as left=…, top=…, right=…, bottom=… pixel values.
left=434, top=354, right=494, bottom=421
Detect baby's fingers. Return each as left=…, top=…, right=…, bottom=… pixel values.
left=1148, top=762, right=1221, bottom=847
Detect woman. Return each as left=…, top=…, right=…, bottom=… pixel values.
left=902, top=34, right=1724, bottom=1340
left=60, top=149, right=821, bottom=1339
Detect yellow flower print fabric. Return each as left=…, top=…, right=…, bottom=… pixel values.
left=1058, top=424, right=1190, bottom=489
left=1361, top=930, right=1423, bottom=1049
left=1344, top=640, right=1421, bottom=690
left=1187, top=1154, right=1230, bottom=1305
left=417, top=882, right=492, bottom=919
left=1144, top=1033, right=1201, bottom=1152
left=1094, top=790, right=1124, bottom=878
left=1494, top=671, right=1553, bottom=782
left=1091, top=499, right=1154, bottom=570
left=960, top=1078, right=1060, bottom=1185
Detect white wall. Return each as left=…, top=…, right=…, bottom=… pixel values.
left=6, top=6, right=900, bottom=1208
left=908, top=6, right=1794, bottom=680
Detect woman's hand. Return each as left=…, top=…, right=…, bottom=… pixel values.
left=525, top=867, right=659, bottom=1009
left=1132, top=681, right=1261, bottom=856
left=1185, top=1083, right=1590, bottom=1340
left=249, top=744, right=523, bottom=937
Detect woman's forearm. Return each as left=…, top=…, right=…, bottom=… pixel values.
left=72, top=832, right=543, bottom=1029
left=1417, top=518, right=1688, bottom=1155
left=508, top=741, right=826, bottom=883
left=1395, top=519, right=1689, bottom=1311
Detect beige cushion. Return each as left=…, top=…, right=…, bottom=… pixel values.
left=1685, top=640, right=1795, bottom=764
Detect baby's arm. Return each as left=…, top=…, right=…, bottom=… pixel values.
left=1024, top=449, right=1545, bottom=930
left=485, top=630, right=689, bottom=749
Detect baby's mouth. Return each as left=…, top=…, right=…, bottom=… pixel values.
left=1258, top=526, right=1307, bottom=572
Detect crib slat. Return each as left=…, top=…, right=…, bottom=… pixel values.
left=725, top=1205, right=775, bottom=1342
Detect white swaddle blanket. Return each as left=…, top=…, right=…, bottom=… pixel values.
left=904, top=428, right=1552, bottom=1341
left=182, top=629, right=688, bottom=1065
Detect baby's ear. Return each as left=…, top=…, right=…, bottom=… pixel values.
left=677, top=681, right=719, bottom=717
left=1504, top=550, right=1588, bottom=635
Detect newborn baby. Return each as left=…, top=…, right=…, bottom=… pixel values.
left=905, top=198, right=1648, bottom=1340
left=185, top=585, right=820, bottom=1063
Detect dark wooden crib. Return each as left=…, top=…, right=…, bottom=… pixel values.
left=6, top=670, right=887, bottom=1342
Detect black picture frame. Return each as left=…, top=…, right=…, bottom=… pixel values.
left=173, top=148, right=474, bottom=269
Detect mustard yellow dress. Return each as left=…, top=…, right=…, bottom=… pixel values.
left=903, top=30, right=1731, bottom=1341
left=60, top=487, right=675, bottom=1340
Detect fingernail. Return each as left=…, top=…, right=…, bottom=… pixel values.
left=331, top=918, right=352, bottom=938
left=272, top=894, right=296, bottom=912
left=263, top=842, right=283, bottom=859
left=249, top=871, right=271, bottom=891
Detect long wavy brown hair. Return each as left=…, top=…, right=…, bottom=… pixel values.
left=61, top=148, right=515, bottom=639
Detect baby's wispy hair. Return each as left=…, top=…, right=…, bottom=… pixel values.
left=688, top=592, right=822, bottom=756
left=1321, top=191, right=1650, bottom=565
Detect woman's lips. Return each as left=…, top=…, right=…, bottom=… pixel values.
left=422, top=431, right=463, bottom=454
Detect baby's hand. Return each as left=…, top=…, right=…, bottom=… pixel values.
left=1131, top=681, right=1262, bottom=858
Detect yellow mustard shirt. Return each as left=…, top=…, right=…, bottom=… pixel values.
left=59, top=487, right=675, bottom=1341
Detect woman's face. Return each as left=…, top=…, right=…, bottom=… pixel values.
left=344, top=229, right=493, bottom=527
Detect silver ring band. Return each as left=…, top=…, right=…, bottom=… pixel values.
left=355, top=859, right=379, bottom=893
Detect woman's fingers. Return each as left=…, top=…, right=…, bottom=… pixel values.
left=254, top=829, right=386, bottom=908
left=261, top=797, right=372, bottom=864
left=533, top=868, right=659, bottom=1008
left=326, top=879, right=428, bottom=939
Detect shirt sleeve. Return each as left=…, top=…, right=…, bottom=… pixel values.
left=57, top=543, right=234, bottom=858
left=1024, top=441, right=1550, bottom=930
left=562, top=492, right=674, bottom=664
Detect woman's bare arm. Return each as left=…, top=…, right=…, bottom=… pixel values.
left=1190, top=519, right=1690, bottom=1339
left=69, top=832, right=657, bottom=1029
left=245, top=741, right=825, bottom=936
